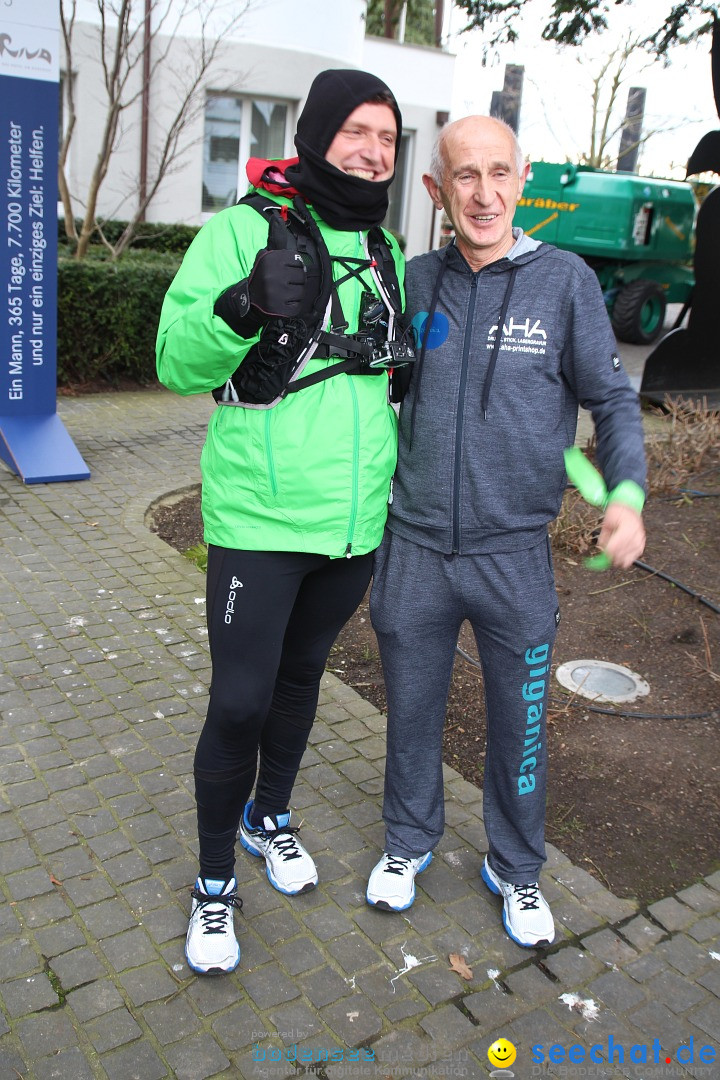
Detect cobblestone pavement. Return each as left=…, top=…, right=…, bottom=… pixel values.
left=1, top=389, right=719, bottom=1080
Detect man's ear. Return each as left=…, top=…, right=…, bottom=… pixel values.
left=422, top=173, right=444, bottom=210
left=517, top=160, right=531, bottom=198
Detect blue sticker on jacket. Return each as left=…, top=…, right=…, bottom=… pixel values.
left=411, top=311, right=450, bottom=350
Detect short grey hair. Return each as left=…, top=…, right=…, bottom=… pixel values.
left=429, top=117, right=525, bottom=186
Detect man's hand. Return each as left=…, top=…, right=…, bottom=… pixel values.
left=214, top=250, right=310, bottom=336
left=596, top=503, right=646, bottom=569
left=248, top=249, right=309, bottom=317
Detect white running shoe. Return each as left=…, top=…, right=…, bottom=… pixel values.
left=366, top=851, right=432, bottom=911
left=185, top=876, right=242, bottom=974
left=238, top=801, right=318, bottom=895
left=481, top=856, right=555, bottom=947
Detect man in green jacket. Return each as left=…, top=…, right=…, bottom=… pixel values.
left=156, top=69, right=406, bottom=975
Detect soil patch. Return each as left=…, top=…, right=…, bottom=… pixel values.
left=151, top=451, right=720, bottom=907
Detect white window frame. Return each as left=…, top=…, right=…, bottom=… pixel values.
left=201, top=93, right=295, bottom=220
left=386, top=130, right=414, bottom=238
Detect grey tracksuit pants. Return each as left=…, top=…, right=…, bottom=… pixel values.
left=370, top=529, right=559, bottom=885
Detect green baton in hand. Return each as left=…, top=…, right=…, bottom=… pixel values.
left=563, top=447, right=612, bottom=571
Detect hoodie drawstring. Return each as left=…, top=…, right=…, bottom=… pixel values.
left=409, top=250, right=451, bottom=449
left=481, top=265, right=518, bottom=420
left=409, top=253, right=520, bottom=444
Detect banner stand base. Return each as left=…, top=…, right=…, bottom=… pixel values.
left=0, top=413, right=90, bottom=483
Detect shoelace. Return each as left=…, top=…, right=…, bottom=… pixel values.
left=263, top=827, right=303, bottom=863
left=513, top=882, right=541, bottom=910
left=383, top=854, right=412, bottom=876
left=190, top=888, right=243, bottom=935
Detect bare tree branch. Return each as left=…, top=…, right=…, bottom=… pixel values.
left=58, top=0, right=78, bottom=240
left=61, top=0, right=253, bottom=258
left=570, top=34, right=690, bottom=171
left=583, top=37, right=638, bottom=169
left=524, top=38, right=697, bottom=173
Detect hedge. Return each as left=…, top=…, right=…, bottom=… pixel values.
left=57, top=250, right=180, bottom=386
left=58, top=218, right=200, bottom=255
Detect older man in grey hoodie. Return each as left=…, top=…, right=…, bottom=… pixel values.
left=366, top=116, right=646, bottom=948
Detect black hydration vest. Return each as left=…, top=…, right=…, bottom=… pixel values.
left=214, top=195, right=410, bottom=409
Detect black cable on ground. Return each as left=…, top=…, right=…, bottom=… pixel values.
left=548, top=697, right=716, bottom=721
left=581, top=526, right=720, bottom=615
left=455, top=645, right=482, bottom=670
left=632, top=559, right=720, bottom=614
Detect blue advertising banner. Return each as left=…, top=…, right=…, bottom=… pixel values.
left=0, top=0, right=89, bottom=482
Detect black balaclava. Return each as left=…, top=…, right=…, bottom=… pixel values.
left=285, top=69, right=402, bottom=231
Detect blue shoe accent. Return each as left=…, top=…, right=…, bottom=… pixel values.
left=481, top=860, right=501, bottom=895
left=364, top=887, right=419, bottom=912
left=200, top=877, right=229, bottom=896
left=501, top=911, right=529, bottom=948
left=266, top=866, right=299, bottom=896
left=184, top=944, right=241, bottom=975
left=239, top=801, right=262, bottom=856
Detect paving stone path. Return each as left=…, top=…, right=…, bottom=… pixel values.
left=0, top=389, right=718, bottom=1080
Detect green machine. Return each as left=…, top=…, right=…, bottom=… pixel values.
left=514, top=162, right=697, bottom=344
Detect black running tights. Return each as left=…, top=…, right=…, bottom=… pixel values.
left=194, top=546, right=373, bottom=879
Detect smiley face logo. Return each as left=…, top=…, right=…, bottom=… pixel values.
left=488, top=1038, right=517, bottom=1069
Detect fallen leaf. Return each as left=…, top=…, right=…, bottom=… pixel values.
left=448, top=952, right=473, bottom=980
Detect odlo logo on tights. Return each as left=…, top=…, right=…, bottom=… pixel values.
left=225, top=576, right=243, bottom=624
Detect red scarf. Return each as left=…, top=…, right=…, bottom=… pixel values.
left=245, top=157, right=301, bottom=196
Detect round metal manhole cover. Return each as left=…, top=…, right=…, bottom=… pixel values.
left=555, top=659, right=650, bottom=704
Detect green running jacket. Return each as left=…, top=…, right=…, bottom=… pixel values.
left=156, top=194, right=404, bottom=558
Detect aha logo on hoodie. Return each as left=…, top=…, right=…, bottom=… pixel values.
left=487, top=316, right=548, bottom=356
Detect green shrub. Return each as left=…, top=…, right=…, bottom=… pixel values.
left=58, top=218, right=200, bottom=255
left=57, top=250, right=180, bottom=386
left=387, top=228, right=406, bottom=252
left=184, top=542, right=208, bottom=573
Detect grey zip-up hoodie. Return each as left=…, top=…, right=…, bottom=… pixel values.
left=388, top=232, right=647, bottom=554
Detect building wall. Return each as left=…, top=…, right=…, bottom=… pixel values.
left=362, top=36, right=454, bottom=254
left=219, top=0, right=367, bottom=63
left=63, top=1, right=454, bottom=257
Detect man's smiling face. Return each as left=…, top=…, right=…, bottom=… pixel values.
left=324, top=102, right=397, bottom=182
left=423, top=116, right=529, bottom=271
